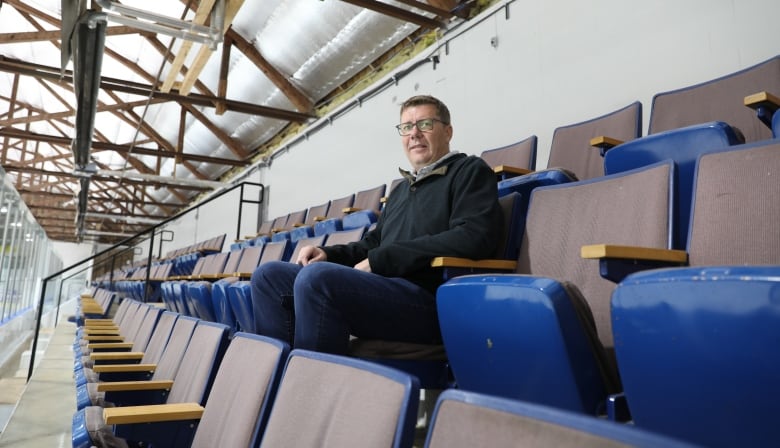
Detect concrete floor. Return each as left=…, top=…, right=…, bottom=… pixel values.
left=0, top=323, right=75, bottom=448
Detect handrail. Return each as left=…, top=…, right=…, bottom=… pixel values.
left=27, top=181, right=264, bottom=381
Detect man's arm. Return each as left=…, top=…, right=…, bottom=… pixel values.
left=369, top=157, right=501, bottom=277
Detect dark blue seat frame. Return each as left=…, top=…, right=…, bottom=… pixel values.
left=773, top=106, right=780, bottom=137
left=604, top=121, right=743, bottom=249
left=602, top=140, right=780, bottom=447
left=612, top=266, right=780, bottom=448
left=437, top=161, right=675, bottom=415
left=72, top=321, right=231, bottom=448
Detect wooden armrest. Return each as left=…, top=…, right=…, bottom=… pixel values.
left=590, top=136, right=624, bottom=156
left=581, top=244, right=688, bottom=263
left=271, top=227, right=285, bottom=233
left=97, top=379, right=175, bottom=393
left=582, top=244, right=688, bottom=282
left=744, top=91, right=780, bottom=111
left=83, top=328, right=119, bottom=334
left=313, top=216, right=326, bottom=222
left=84, top=319, right=115, bottom=325
left=104, top=403, right=204, bottom=425
left=493, top=165, right=533, bottom=177
left=82, top=325, right=118, bottom=331
left=744, top=91, right=780, bottom=127
left=87, top=342, right=134, bottom=350
left=81, top=305, right=103, bottom=311
left=431, top=257, right=518, bottom=271
left=93, top=363, right=157, bottom=374
left=83, top=335, right=124, bottom=342
left=80, top=293, right=94, bottom=298
left=342, top=207, right=360, bottom=214
left=380, top=196, right=388, bottom=204
left=234, top=271, right=253, bottom=279
left=90, top=351, right=145, bottom=361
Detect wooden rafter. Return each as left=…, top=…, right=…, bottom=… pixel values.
left=0, top=26, right=145, bottom=44
left=161, top=0, right=218, bottom=92
left=177, top=0, right=246, bottom=96
left=339, top=0, right=448, bottom=28
left=0, top=128, right=246, bottom=166
left=225, top=28, right=312, bottom=113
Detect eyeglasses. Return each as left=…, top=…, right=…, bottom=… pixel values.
left=395, top=118, right=447, bottom=136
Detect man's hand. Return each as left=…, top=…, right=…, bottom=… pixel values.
left=296, top=245, right=327, bottom=266
left=353, top=258, right=372, bottom=272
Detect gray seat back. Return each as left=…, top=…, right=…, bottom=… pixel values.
left=480, top=135, right=538, bottom=171
left=191, top=334, right=288, bottom=448
left=649, top=55, right=780, bottom=143
left=519, top=161, right=672, bottom=349
left=547, top=102, right=642, bottom=180
left=688, top=140, right=780, bottom=266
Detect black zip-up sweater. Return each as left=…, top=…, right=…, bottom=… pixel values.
left=322, top=153, right=502, bottom=294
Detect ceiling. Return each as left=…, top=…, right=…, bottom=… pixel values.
left=0, top=0, right=472, bottom=244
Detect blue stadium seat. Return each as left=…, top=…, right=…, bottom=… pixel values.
left=75, top=311, right=178, bottom=389
left=548, top=101, right=642, bottom=181
left=437, top=161, right=675, bottom=415
left=75, top=315, right=198, bottom=410
left=349, top=192, right=540, bottom=390
left=599, top=139, right=780, bottom=447
left=72, top=321, right=229, bottom=448
left=313, top=193, right=354, bottom=236
left=480, top=135, right=538, bottom=180
left=612, top=267, right=780, bottom=448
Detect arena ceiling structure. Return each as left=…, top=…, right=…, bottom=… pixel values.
left=0, top=0, right=472, bottom=244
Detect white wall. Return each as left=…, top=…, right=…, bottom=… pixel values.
left=258, top=0, right=779, bottom=218
left=157, top=0, right=779, bottom=243
left=52, top=241, right=94, bottom=270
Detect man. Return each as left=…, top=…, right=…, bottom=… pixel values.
left=250, top=95, right=502, bottom=354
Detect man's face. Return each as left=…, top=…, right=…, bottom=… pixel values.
left=400, top=104, right=453, bottom=172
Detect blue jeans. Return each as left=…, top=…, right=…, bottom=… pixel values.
left=250, top=261, right=441, bottom=354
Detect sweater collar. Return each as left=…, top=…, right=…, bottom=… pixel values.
left=399, top=151, right=461, bottom=183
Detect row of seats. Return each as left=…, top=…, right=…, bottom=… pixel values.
left=88, top=55, right=780, bottom=447
left=160, top=225, right=370, bottom=334
left=93, top=233, right=228, bottom=293
left=236, top=56, right=777, bottom=266
left=435, top=136, right=780, bottom=447
left=232, top=182, right=389, bottom=252
left=70, top=295, right=694, bottom=448
left=480, top=54, right=779, bottom=182
left=90, top=146, right=778, bottom=448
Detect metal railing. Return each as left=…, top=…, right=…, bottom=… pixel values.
left=27, top=181, right=264, bottom=381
